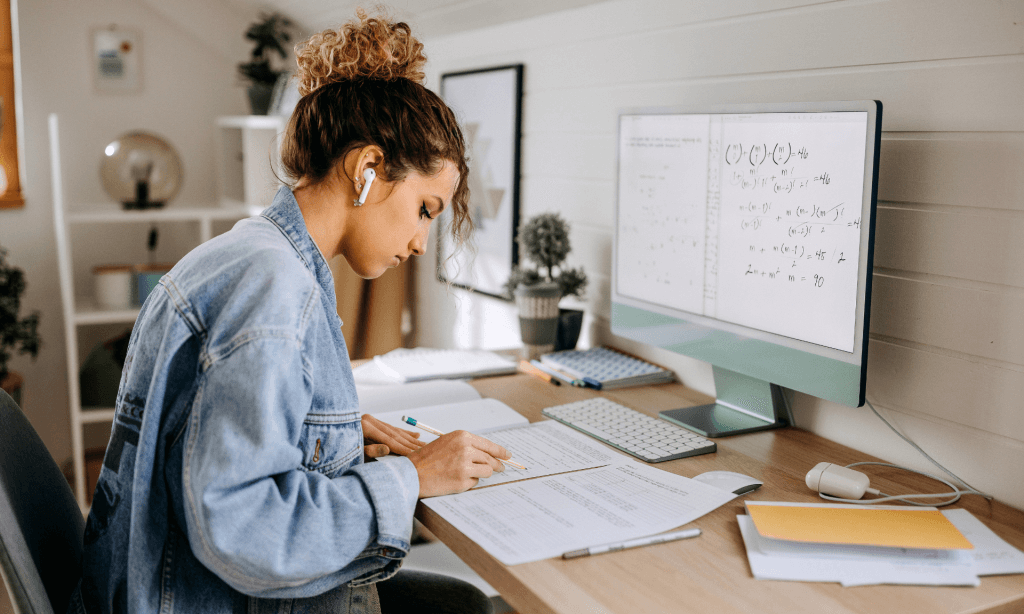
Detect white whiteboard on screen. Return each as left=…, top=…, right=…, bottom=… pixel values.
left=616, top=111, right=868, bottom=353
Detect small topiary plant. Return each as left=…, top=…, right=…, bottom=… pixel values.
left=503, top=213, right=588, bottom=300
left=0, top=247, right=41, bottom=383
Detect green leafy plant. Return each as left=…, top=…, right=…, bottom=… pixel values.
left=503, top=213, right=588, bottom=300
left=0, top=247, right=40, bottom=383
left=238, top=12, right=294, bottom=86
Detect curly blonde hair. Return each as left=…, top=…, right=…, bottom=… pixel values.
left=283, top=10, right=472, bottom=253
left=295, top=10, right=426, bottom=94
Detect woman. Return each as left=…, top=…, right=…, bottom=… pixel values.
left=74, top=12, right=505, bottom=614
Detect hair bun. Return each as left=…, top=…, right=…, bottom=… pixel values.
left=295, top=11, right=426, bottom=96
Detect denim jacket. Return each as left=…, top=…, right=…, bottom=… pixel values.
left=71, top=187, right=420, bottom=614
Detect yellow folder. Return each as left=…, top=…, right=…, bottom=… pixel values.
left=745, top=502, right=974, bottom=550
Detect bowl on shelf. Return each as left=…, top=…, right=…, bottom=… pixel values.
left=100, top=132, right=183, bottom=209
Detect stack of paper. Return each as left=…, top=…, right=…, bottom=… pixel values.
left=372, top=348, right=518, bottom=383
left=738, top=501, right=1024, bottom=587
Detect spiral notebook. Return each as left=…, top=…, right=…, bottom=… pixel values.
left=539, top=347, right=675, bottom=389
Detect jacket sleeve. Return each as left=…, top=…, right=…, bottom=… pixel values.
left=180, top=334, right=420, bottom=597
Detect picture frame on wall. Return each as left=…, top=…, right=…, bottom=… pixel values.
left=436, top=64, right=523, bottom=299
left=92, top=25, right=142, bottom=94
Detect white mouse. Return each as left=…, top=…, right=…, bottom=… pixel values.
left=692, top=470, right=763, bottom=495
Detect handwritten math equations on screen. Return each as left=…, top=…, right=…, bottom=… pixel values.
left=616, top=112, right=868, bottom=353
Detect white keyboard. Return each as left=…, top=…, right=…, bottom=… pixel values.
left=542, top=397, right=716, bottom=463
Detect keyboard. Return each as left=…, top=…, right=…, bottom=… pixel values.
left=542, top=397, right=716, bottom=463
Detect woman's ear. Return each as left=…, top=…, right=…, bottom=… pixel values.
left=346, top=145, right=385, bottom=188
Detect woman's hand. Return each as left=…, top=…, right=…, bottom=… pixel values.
left=407, top=430, right=510, bottom=497
left=361, top=414, right=424, bottom=459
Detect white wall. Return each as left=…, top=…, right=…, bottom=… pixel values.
left=415, top=0, right=1024, bottom=510
left=0, top=0, right=250, bottom=464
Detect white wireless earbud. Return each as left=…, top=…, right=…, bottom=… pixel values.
left=805, top=462, right=877, bottom=499
left=355, top=168, right=376, bottom=205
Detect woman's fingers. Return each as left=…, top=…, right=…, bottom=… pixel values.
left=408, top=430, right=516, bottom=497
left=363, top=444, right=390, bottom=459
left=469, top=434, right=511, bottom=463
left=361, top=414, right=424, bottom=456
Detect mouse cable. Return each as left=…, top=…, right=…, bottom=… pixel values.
left=817, top=400, right=992, bottom=507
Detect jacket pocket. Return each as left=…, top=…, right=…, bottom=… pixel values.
left=298, top=411, right=361, bottom=478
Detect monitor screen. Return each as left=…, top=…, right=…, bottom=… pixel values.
left=611, top=100, right=881, bottom=434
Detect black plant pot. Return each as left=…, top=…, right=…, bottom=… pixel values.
left=554, top=309, right=584, bottom=351
left=247, top=82, right=275, bottom=115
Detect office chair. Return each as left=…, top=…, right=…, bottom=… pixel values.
left=0, top=389, right=84, bottom=614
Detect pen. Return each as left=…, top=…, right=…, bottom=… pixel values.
left=401, top=416, right=528, bottom=470
left=518, top=360, right=560, bottom=386
left=529, top=360, right=579, bottom=386
left=561, top=528, right=701, bottom=559
left=528, top=359, right=601, bottom=389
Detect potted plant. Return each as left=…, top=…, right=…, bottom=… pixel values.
left=238, top=12, right=293, bottom=115
left=0, top=247, right=41, bottom=407
left=503, top=213, right=587, bottom=358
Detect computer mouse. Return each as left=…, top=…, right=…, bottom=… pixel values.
left=692, top=470, right=763, bottom=495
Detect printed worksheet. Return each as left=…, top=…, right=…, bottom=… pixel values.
left=424, top=459, right=737, bottom=565
left=473, top=420, right=619, bottom=488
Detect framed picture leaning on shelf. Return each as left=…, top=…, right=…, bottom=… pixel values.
left=436, top=64, right=523, bottom=299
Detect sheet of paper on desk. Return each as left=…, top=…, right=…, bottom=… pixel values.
left=424, top=459, right=737, bottom=565
left=472, top=421, right=619, bottom=488
left=942, top=508, right=1024, bottom=576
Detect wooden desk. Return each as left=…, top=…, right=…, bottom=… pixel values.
left=414, top=374, right=1024, bottom=614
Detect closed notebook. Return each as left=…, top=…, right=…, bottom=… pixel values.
left=372, top=347, right=518, bottom=383
left=540, top=346, right=674, bottom=389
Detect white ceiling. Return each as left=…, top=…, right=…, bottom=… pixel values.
left=223, top=0, right=612, bottom=38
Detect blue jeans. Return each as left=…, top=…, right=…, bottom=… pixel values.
left=378, top=570, right=494, bottom=614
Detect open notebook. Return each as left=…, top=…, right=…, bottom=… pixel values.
left=359, top=379, right=611, bottom=488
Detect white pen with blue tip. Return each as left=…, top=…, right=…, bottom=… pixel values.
left=561, top=527, right=702, bottom=559
left=529, top=359, right=602, bottom=389
left=401, top=416, right=528, bottom=471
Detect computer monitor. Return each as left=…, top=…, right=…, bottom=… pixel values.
left=611, top=100, right=882, bottom=437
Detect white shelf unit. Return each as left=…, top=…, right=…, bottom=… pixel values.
left=48, top=114, right=261, bottom=508
left=216, top=115, right=288, bottom=209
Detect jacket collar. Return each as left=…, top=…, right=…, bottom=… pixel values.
left=261, top=186, right=337, bottom=310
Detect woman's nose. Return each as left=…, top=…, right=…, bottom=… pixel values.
left=409, top=226, right=428, bottom=256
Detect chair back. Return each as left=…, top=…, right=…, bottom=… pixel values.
left=0, top=389, right=85, bottom=614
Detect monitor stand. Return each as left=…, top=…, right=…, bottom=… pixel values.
left=659, top=366, right=793, bottom=438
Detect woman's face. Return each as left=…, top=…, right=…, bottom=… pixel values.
left=341, top=161, right=459, bottom=279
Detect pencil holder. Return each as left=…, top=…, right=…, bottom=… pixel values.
left=514, top=282, right=561, bottom=360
